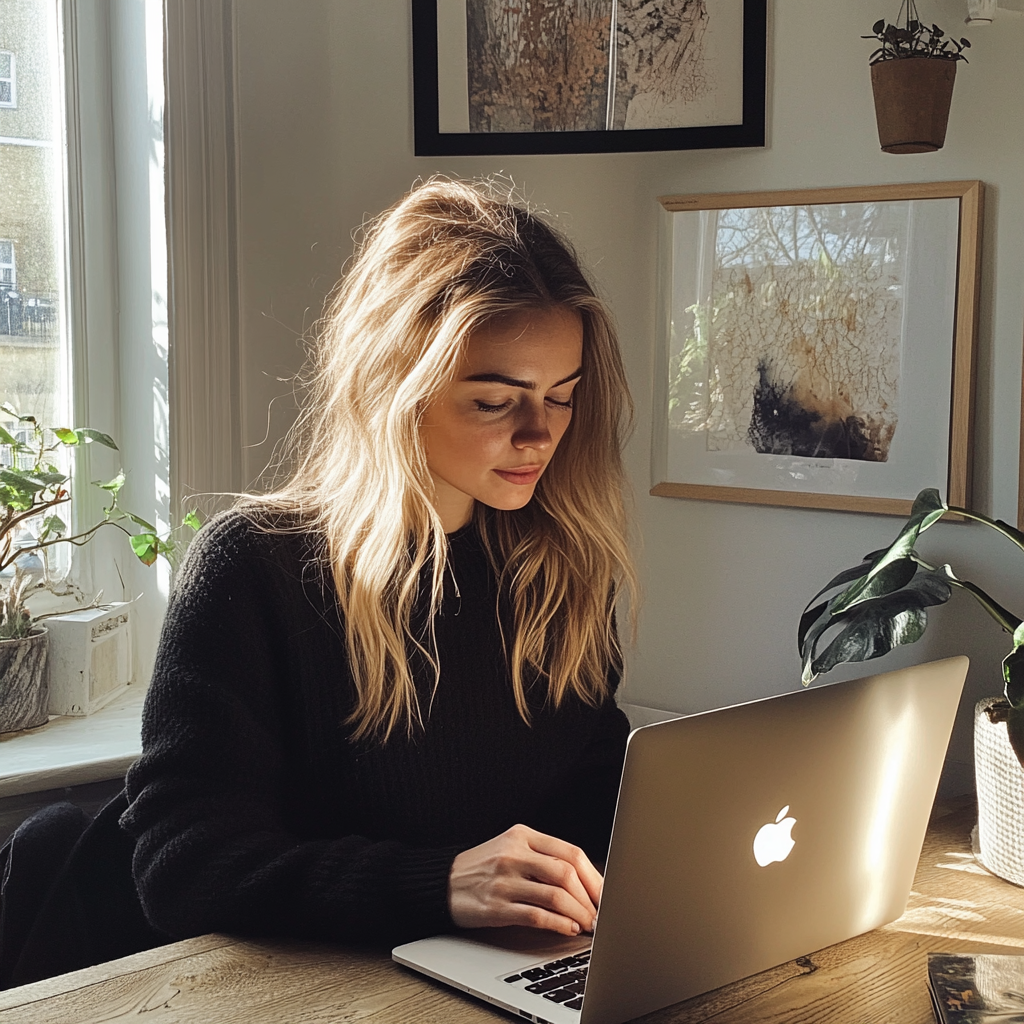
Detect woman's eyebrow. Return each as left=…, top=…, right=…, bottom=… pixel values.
left=462, top=367, right=583, bottom=390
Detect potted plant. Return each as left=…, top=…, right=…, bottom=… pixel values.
left=798, top=487, right=1024, bottom=885
left=864, top=2, right=971, bottom=154
left=0, top=406, right=199, bottom=734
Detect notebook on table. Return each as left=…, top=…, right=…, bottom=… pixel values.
left=394, top=656, right=969, bottom=1024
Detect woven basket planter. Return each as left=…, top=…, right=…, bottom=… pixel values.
left=974, top=696, right=1024, bottom=886
left=870, top=57, right=957, bottom=154
left=0, top=628, right=49, bottom=734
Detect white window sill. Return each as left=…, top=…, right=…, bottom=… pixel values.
left=0, top=685, right=144, bottom=798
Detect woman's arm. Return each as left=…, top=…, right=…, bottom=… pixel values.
left=446, top=681, right=630, bottom=936
left=120, top=514, right=461, bottom=946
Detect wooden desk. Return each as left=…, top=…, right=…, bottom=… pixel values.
left=2, top=802, right=1023, bottom=1024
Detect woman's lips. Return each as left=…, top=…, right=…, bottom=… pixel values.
left=494, top=466, right=542, bottom=485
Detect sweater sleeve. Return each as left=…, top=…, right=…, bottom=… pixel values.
left=119, top=514, right=461, bottom=946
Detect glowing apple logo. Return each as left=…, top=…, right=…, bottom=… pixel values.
left=752, top=805, right=797, bottom=867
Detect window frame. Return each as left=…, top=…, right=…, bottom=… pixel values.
left=56, top=0, right=170, bottom=681
left=0, top=50, right=16, bottom=108
left=0, top=239, right=15, bottom=286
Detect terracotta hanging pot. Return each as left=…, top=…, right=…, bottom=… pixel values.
left=870, top=57, right=957, bottom=154
left=0, top=628, right=49, bottom=733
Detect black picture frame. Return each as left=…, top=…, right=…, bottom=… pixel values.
left=412, top=0, right=767, bottom=156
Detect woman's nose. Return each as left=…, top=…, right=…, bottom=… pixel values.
left=511, top=403, right=552, bottom=450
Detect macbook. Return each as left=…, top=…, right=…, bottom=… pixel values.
left=393, top=656, right=968, bottom=1024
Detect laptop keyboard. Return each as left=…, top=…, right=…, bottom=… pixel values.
left=502, top=949, right=591, bottom=1011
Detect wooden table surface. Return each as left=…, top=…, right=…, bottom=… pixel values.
left=2, top=802, right=1022, bottom=1024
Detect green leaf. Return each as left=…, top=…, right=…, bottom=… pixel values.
left=123, top=511, right=156, bottom=532
left=0, top=425, right=19, bottom=447
left=130, top=532, right=159, bottom=566
left=53, top=427, right=79, bottom=445
left=797, top=548, right=894, bottom=655
left=0, top=467, right=66, bottom=493
left=1004, top=647, right=1024, bottom=710
left=802, top=570, right=953, bottom=683
left=39, top=514, right=67, bottom=541
left=97, top=471, right=125, bottom=494
left=1014, top=621, right=1024, bottom=651
left=0, top=485, right=26, bottom=510
left=829, top=489, right=946, bottom=616
left=74, top=428, right=118, bottom=449
left=809, top=606, right=928, bottom=681
left=183, top=509, right=202, bottom=532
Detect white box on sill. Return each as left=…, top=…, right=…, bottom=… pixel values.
left=46, top=602, right=135, bottom=716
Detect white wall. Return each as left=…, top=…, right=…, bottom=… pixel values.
left=232, top=0, right=1024, bottom=794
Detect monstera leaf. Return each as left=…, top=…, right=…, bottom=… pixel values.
left=800, top=486, right=1024, bottom=775
left=801, top=567, right=953, bottom=683
left=799, top=490, right=950, bottom=684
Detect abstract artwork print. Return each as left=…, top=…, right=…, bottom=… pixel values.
left=442, top=0, right=743, bottom=134
left=673, top=202, right=909, bottom=463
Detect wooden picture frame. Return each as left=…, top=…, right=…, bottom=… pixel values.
left=652, top=181, right=984, bottom=516
left=412, top=0, right=767, bottom=156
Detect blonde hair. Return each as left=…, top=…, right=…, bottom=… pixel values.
left=257, top=178, right=637, bottom=740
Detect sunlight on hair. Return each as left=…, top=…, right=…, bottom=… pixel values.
left=245, top=177, right=638, bottom=740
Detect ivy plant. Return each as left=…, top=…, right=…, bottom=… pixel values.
left=0, top=405, right=200, bottom=639
left=864, top=1, right=970, bottom=65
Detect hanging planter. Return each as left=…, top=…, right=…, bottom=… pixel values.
left=863, top=2, right=970, bottom=154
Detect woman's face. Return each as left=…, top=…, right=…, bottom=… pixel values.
left=420, top=306, right=584, bottom=533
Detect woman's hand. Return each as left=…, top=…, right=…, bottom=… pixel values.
left=448, top=824, right=603, bottom=936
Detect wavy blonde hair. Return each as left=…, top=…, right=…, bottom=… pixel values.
left=257, top=178, right=637, bottom=740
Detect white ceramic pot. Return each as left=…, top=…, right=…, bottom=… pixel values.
left=974, top=696, right=1024, bottom=886
left=0, top=627, right=49, bottom=733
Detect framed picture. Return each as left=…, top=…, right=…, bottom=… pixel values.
left=651, top=181, right=984, bottom=516
left=412, top=0, right=766, bottom=156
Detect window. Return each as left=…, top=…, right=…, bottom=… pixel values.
left=0, top=51, right=15, bottom=108
left=0, top=1, right=171, bottom=682
left=0, top=5, right=65, bottom=429
left=0, top=239, right=14, bottom=287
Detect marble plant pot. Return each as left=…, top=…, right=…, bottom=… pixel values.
left=0, top=627, right=49, bottom=734
left=974, top=696, right=1024, bottom=887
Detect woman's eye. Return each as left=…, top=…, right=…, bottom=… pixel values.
left=546, top=396, right=574, bottom=409
left=475, top=399, right=512, bottom=413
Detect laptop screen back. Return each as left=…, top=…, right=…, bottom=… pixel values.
left=581, top=656, right=968, bottom=1024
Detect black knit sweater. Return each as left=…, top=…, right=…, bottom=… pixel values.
left=119, top=511, right=630, bottom=946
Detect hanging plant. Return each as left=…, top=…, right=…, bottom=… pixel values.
left=863, top=1, right=971, bottom=154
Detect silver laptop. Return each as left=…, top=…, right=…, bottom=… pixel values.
left=393, top=656, right=968, bottom=1024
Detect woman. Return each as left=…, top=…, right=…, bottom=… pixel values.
left=0, top=177, right=637, bottom=985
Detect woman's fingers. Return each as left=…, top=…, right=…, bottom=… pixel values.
left=448, top=824, right=604, bottom=935
left=522, top=851, right=597, bottom=924
left=523, top=830, right=604, bottom=909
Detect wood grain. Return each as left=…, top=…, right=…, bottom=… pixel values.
left=947, top=180, right=984, bottom=510
left=2, top=805, right=1020, bottom=1024
left=658, top=181, right=984, bottom=212
left=649, top=482, right=917, bottom=517
left=649, top=483, right=968, bottom=522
